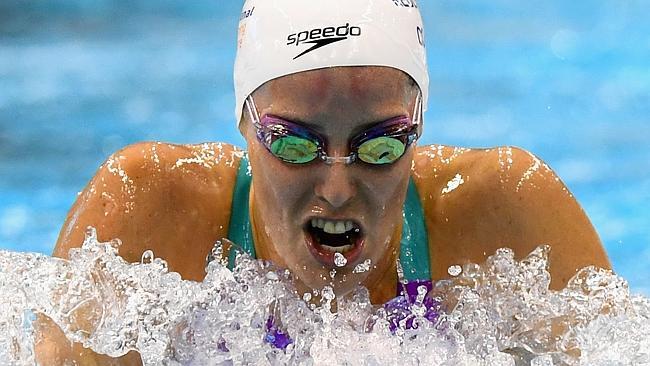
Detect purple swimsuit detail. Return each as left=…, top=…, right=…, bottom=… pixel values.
left=264, top=280, right=440, bottom=349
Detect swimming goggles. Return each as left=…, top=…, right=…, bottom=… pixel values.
left=244, top=91, right=422, bottom=165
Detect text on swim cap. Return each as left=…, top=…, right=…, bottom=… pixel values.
left=240, top=7, right=255, bottom=21
left=392, top=0, right=418, bottom=7
left=287, top=23, right=362, bottom=60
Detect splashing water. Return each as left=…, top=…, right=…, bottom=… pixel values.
left=0, top=228, right=649, bottom=365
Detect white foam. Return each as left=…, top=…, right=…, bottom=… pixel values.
left=0, top=228, right=648, bottom=365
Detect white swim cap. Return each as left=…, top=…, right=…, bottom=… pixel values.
left=234, top=0, right=428, bottom=126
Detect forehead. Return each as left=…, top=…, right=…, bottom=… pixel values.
left=264, top=66, right=410, bottom=92
left=252, top=66, right=415, bottom=122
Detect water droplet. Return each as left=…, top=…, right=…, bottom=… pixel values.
left=334, top=253, right=347, bottom=267
left=352, top=259, right=372, bottom=273
left=448, top=265, right=462, bottom=277
left=141, top=250, right=154, bottom=264
left=321, top=286, right=335, bottom=301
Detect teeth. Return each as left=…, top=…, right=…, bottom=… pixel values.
left=345, top=221, right=353, bottom=231
left=321, top=220, right=332, bottom=233
left=310, top=218, right=357, bottom=234
left=321, top=244, right=353, bottom=253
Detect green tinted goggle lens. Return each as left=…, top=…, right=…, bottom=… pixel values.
left=270, top=135, right=407, bottom=165
left=270, top=135, right=319, bottom=163
left=357, top=136, right=406, bottom=164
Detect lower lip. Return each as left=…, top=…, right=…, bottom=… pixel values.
left=304, top=229, right=365, bottom=268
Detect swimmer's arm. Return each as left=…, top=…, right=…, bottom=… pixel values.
left=34, top=316, right=142, bottom=365
left=420, top=146, right=611, bottom=290
left=35, top=141, right=243, bottom=365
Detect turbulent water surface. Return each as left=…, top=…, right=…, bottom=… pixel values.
left=0, top=228, right=649, bottom=365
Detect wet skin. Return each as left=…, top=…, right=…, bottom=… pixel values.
left=36, top=66, right=611, bottom=364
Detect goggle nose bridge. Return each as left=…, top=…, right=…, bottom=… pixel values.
left=320, top=154, right=356, bottom=165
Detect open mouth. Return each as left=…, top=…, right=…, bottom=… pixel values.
left=303, top=218, right=365, bottom=267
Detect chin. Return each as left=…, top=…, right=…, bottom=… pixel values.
left=271, top=230, right=388, bottom=297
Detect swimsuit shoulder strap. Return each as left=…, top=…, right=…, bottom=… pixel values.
left=227, top=153, right=256, bottom=264
left=399, top=177, right=432, bottom=282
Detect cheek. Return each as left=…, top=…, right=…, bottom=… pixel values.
left=361, top=157, right=412, bottom=210
left=250, top=150, right=312, bottom=217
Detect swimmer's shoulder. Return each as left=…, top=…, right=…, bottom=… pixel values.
left=412, top=144, right=558, bottom=194
left=110, top=141, right=246, bottom=199
left=412, top=144, right=610, bottom=289
left=54, top=141, right=247, bottom=281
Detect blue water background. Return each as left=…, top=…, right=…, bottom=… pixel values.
left=0, top=1, right=648, bottom=294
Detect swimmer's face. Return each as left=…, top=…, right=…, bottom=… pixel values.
left=240, top=66, right=420, bottom=299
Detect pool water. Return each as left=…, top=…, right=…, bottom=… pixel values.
left=0, top=0, right=648, bottom=294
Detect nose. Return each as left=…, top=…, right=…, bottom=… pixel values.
left=314, top=160, right=357, bottom=209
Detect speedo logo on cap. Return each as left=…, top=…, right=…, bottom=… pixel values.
left=287, top=23, right=362, bottom=60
